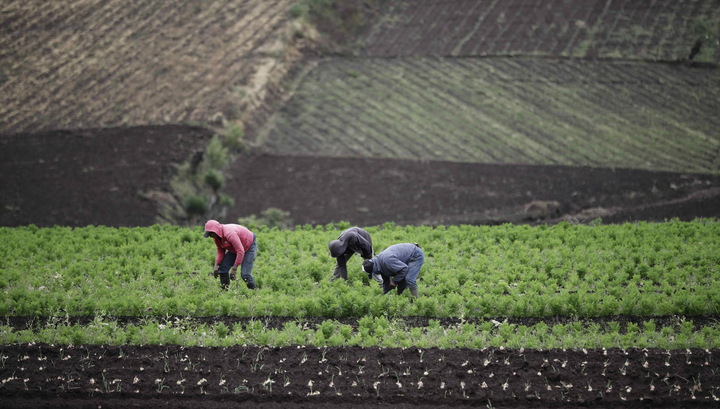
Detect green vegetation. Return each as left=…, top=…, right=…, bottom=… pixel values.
left=258, top=57, right=720, bottom=173
left=0, top=220, right=718, bottom=347
left=688, top=17, right=720, bottom=61
left=287, top=0, right=379, bottom=50
left=163, top=123, right=247, bottom=225
left=238, top=207, right=294, bottom=230
left=2, top=220, right=719, bottom=318
left=2, top=316, right=718, bottom=349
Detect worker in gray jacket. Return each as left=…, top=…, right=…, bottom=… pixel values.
left=362, top=243, right=424, bottom=298
left=328, top=227, right=374, bottom=281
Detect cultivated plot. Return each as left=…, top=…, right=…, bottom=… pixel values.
left=258, top=57, right=720, bottom=173
left=354, top=0, right=720, bottom=61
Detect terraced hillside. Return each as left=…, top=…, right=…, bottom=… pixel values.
left=2, top=0, right=720, bottom=228
left=0, top=0, right=295, bottom=134
left=257, top=57, right=720, bottom=173
left=353, top=0, right=720, bottom=61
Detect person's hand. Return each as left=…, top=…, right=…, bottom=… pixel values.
left=389, top=281, right=396, bottom=288
left=230, top=266, right=238, bottom=280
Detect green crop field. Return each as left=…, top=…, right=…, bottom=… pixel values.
left=2, top=220, right=719, bottom=348
left=257, top=57, right=720, bottom=173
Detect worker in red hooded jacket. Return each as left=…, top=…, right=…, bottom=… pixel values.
left=204, top=220, right=258, bottom=290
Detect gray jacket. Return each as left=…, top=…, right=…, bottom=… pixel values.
left=328, top=227, right=373, bottom=259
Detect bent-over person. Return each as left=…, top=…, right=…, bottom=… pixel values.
left=328, top=227, right=374, bottom=281
left=204, top=220, right=258, bottom=290
left=362, top=243, right=424, bottom=298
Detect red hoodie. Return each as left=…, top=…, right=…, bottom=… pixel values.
left=204, top=220, right=255, bottom=266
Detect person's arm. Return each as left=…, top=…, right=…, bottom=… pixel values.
left=226, top=233, right=246, bottom=278
left=214, top=239, right=224, bottom=271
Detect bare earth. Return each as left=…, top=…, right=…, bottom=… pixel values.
left=1, top=343, right=719, bottom=408
left=2, top=126, right=719, bottom=227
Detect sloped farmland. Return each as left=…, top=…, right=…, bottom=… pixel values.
left=354, top=0, right=720, bottom=62
left=255, top=57, right=720, bottom=173
left=0, top=0, right=294, bottom=134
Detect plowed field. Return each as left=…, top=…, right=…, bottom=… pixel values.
left=2, top=343, right=719, bottom=408
left=354, top=0, right=720, bottom=61
left=0, top=0, right=294, bottom=134
left=2, top=127, right=720, bottom=227
left=257, top=57, right=720, bottom=173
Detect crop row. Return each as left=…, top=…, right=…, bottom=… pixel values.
left=2, top=316, right=719, bottom=349
left=0, top=220, right=718, bottom=319
left=260, top=57, right=720, bottom=173
left=355, top=0, right=720, bottom=62
left=0, top=0, right=291, bottom=133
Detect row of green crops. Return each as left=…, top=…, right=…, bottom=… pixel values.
left=0, top=220, right=719, bottom=319
left=2, top=316, right=719, bottom=350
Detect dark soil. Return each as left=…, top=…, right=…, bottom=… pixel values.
left=1, top=343, right=719, bottom=408
left=0, top=126, right=212, bottom=227
left=226, top=153, right=720, bottom=227
left=2, top=126, right=720, bottom=228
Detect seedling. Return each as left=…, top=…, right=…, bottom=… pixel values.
left=155, top=378, right=168, bottom=393
left=307, top=380, right=318, bottom=396
left=262, top=375, right=275, bottom=392
left=234, top=385, right=250, bottom=393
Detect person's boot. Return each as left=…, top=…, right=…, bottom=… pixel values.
left=409, top=287, right=419, bottom=298
left=245, top=279, right=257, bottom=290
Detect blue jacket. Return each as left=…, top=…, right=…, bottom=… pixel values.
left=371, top=243, right=420, bottom=283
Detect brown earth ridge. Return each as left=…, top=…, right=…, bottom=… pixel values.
left=2, top=126, right=719, bottom=227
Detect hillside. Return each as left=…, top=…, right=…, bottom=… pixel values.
left=352, top=0, right=720, bottom=61
left=0, top=0, right=295, bottom=134
left=1, top=0, right=720, bottom=227
left=256, top=57, right=720, bottom=173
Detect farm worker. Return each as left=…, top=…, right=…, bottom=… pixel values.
left=362, top=243, right=424, bottom=298
left=328, top=226, right=375, bottom=282
left=203, top=220, right=258, bottom=290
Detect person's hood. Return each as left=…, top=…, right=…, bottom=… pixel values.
left=328, top=239, right=347, bottom=258
left=363, top=259, right=383, bottom=284
left=362, top=259, right=375, bottom=274
left=203, top=220, right=223, bottom=238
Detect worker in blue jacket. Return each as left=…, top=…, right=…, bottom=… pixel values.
left=362, top=243, right=424, bottom=298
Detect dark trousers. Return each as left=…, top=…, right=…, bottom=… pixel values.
left=218, top=234, right=257, bottom=289
left=330, top=251, right=354, bottom=281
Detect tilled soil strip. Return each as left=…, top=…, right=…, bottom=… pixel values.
left=0, top=344, right=718, bottom=407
